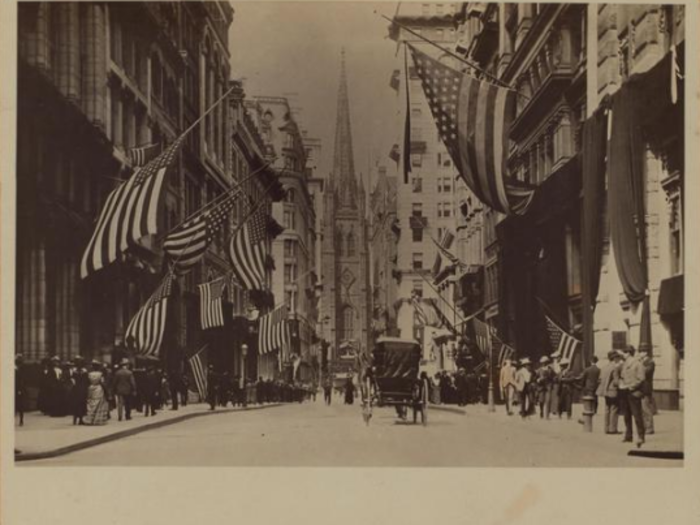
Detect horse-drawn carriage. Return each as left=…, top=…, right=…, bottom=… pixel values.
left=360, top=337, right=429, bottom=426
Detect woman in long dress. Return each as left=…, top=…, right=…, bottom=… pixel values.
left=84, top=361, right=109, bottom=426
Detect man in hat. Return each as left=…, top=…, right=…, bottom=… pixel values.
left=15, top=355, right=27, bottom=426
left=557, top=358, right=577, bottom=419
left=535, top=356, right=555, bottom=419
left=638, top=348, right=656, bottom=435
left=515, top=358, right=533, bottom=418
left=499, top=358, right=517, bottom=415
left=597, top=350, right=623, bottom=434
left=112, top=358, right=137, bottom=421
left=549, top=353, right=562, bottom=417
left=46, top=356, right=65, bottom=417
left=576, top=355, right=602, bottom=420
left=70, top=356, right=89, bottom=425
left=619, top=345, right=647, bottom=447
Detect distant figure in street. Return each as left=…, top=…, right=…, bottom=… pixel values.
left=515, top=358, right=533, bottom=418
left=618, top=345, right=646, bottom=447
left=323, top=376, right=333, bottom=405
left=499, top=358, right=517, bottom=416
left=639, top=349, right=656, bottom=435
left=15, top=355, right=27, bottom=426
left=70, top=356, right=89, bottom=425
left=549, top=353, right=562, bottom=417
left=46, top=356, right=65, bottom=417
left=597, top=350, right=623, bottom=434
left=557, top=358, right=576, bottom=419
left=112, top=359, right=137, bottom=421
left=535, top=356, right=554, bottom=419
left=576, top=355, right=601, bottom=421
left=143, top=365, right=161, bottom=417
left=84, top=361, right=109, bottom=426
left=207, top=366, right=220, bottom=411
left=344, top=377, right=355, bottom=405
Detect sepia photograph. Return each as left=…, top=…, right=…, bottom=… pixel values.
left=4, top=1, right=700, bottom=524
left=8, top=1, right=689, bottom=471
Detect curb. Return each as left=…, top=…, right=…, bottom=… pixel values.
left=627, top=449, right=684, bottom=460
left=15, top=403, right=284, bottom=462
left=429, top=405, right=467, bottom=415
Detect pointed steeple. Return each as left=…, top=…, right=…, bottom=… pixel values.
left=333, top=48, right=358, bottom=209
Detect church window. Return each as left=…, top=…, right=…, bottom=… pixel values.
left=347, top=232, right=356, bottom=256
left=342, top=306, right=354, bottom=341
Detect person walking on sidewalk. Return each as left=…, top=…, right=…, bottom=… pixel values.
left=576, top=356, right=601, bottom=424
left=557, top=358, right=576, bottom=420
left=323, top=376, right=333, bottom=405
left=597, top=350, right=623, bottom=434
left=549, top=353, right=562, bottom=417
left=143, top=364, right=161, bottom=417
left=15, top=355, right=27, bottom=426
left=535, top=356, right=554, bottom=419
left=112, top=359, right=137, bottom=421
left=515, top=358, right=533, bottom=418
left=500, top=358, right=517, bottom=416
left=618, top=345, right=646, bottom=448
left=639, top=348, right=656, bottom=435
left=70, top=356, right=89, bottom=426
left=84, top=361, right=110, bottom=426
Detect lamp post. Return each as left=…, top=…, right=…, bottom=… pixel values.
left=488, top=343, right=495, bottom=412
left=241, top=343, right=248, bottom=387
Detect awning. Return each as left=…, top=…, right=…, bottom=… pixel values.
left=658, top=274, right=684, bottom=316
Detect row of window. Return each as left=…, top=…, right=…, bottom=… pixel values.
left=410, top=202, right=454, bottom=217
left=410, top=153, right=453, bottom=169
left=410, top=176, right=453, bottom=193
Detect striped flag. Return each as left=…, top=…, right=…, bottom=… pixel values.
left=198, top=278, right=226, bottom=330
left=412, top=296, right=444, bottom=329
left=127, top=143, right=161, bottom=167
left=258, top=304, right=290, bottom=355
left=187, top=344, right=208, bottom=401
left=124, top=273, right=175, bottom=357
left=80, top=137, right=184, bottom=279
left=432, top=228, right=460, bottom=276
left=229, top=205, right=268, bottom=290
left=544, top=314, right=581, bottom=363
left=496, top=339, right=516, bottom=370
left=163, top=189, right=239, bottom=274
left=408, top=45, right=535, bottom=216
left=473, top=318, right=492, bottom=357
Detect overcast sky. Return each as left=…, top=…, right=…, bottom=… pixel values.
left=228, top=2, right=402, bottom=189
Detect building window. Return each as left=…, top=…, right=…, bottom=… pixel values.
left=284, top=239, right=294, bottom=258
left=412, top=252, right=423, bottom=270
left=412, top=203, right=423, bottom=217
left=347, top=232, right=356, bottom=257
left=566, top=224, right=582, bottom=297
left=443, top=202, right=452, bottom=218
left=669, top=191, right=683, bottom=275
left=287, top=188, right=296, bottom=203
left=443, top=178, right=452, bottom=193
left=411, top=153, right=423, bottom=167
left=284, top=210, right=295, bottom=230
left=485, top=262, right=499, bottom=305
left=411, top=107, right=422, bottom=119
left=412, top=176, right=422, bottom=193
left=412, top=228, right=423, bottom=242
left=412, top=280, right=424, bottom=297
left=342, top=306, right=354, bottom=341
left=421, top=4, right=430, bottom=16
left=284, top=264, right=293, bottom=282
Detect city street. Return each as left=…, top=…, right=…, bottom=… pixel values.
left=26, top=400, right=681, bottom=467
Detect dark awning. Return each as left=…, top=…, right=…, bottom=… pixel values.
left=658, top=274, right=684, bottom=316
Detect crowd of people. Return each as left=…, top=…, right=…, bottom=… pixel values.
left=498, top=344, right=656, bottom=448
left=14, top=354, right=316, bottom=427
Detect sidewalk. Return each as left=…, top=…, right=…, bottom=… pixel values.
left=463, top=402, right=684, bottom=459
left=14, top=403, right=282, bottom=462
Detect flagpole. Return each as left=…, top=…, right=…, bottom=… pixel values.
left=182, top=85, right=237, bottom=138
left=378, top=12, right=524, bottom=96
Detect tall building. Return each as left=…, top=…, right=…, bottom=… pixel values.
left=320, top=50, right=371, bottom=377
left=389, top=3, right=464, bottom=367
left=15, top=2, right=234, bottom=373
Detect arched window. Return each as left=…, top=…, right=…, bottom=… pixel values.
left=343, top=306, right=354, bottom=341
left=336, top=229, right=344, bottom=256
left=347, top=231, right=356, bottom=257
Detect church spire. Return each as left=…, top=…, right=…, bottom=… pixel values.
left=332, top=48, right=358, bottom=207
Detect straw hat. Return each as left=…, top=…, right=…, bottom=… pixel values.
left=539, top=356, right=550, bottom=364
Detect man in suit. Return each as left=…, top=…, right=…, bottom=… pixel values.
left=499, top=358, right=517, bottom=416
left=577, top=355, right=602, bottom=417
left=15, top=355, right=27, bottom=426
left=515, top=358, right=533, bottom=419
left=618, top=345, right=646, bottom=448
left=557, top=358, right=577, bottom=420
left=112, top=358, right=137, bottom=421
left=535, top=356, right=555, bottom=419
left=597, top=350, right=623, bottom=434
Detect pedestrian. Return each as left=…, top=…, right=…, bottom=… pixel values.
left=549, top=353, right=561, bottom=417
left=143, top=364, right=161, bottom=417
left=180, top=373, right=190, bottom=407
left=84, top=361, right=110, bottom=426
left=535, top=356, right=554, bottom=419
left=207, top=365, right=220, bottom=411
left=515, top=358, right=533, bottom=418
left=70, top=356, right=89, bottom=425
left=157, top=367, right=170, bottom=409
left=576, top=355, right=601, bottom=423
left=112, top=358, right=137, bottom=421
left=15, top=355, right=27, bottom=426
left=499, top=358, right=517, bottom=416
left=344, top=376, right=355, bottom=405
left=102, top=363, right=116, bottom=418
left=46, top=356, right=65, bottom=417
left=639, top=348, right=656, bottom=435
left=618, top=345, right=646, bottom=447
left=557, top=358, right=576, bottom=420
left=597, top=350, right=623, bottom=434
left=167, top=371, right=181, bottom=411
left=323, top=375, right=333, bottom=405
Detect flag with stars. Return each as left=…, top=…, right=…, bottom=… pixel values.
left=80, top=136, right=185, bottom=278
left=408, top=44, right=534, bottom=216
left=163, top=188, right=240, bottom=275
left=229, top=204, right=269, bottom=291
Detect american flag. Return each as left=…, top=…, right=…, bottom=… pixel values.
left=198, top=278, right=226, bottom=330
left=412, top=295, right=444, bottom=329
left=544, top=314, right=581, bottom=363
left=495, top=337, right=516, bottom=370
left=432, top=228, right=459, bottom=275
left=124, top=273, right=175, bottom=357
left=229, top=204, right=268, bottom=290
left=473, top=318, right=492, bottom=357
left=187, top=344, right=208, bottom=401
left=127, top=143, right=162, bottom=167
left=80, top=137, right=184, bottom=279
left=258, top=304, right=290, bottom=355
left=163, top=189, right=239, bottom=275
left=408, top=45, right=534, bottom=216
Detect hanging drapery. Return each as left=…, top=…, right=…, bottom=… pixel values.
left=608, top=82, right=651, bottom=351
left=580, top=108, right=609, bottom=360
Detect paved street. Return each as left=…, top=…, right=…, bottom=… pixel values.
left=26, top=399, right=681, bottom=467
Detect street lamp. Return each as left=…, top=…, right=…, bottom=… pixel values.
left=241, top=343, right=248, bottom=386
left=487, top=343, right=495, bottom=413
